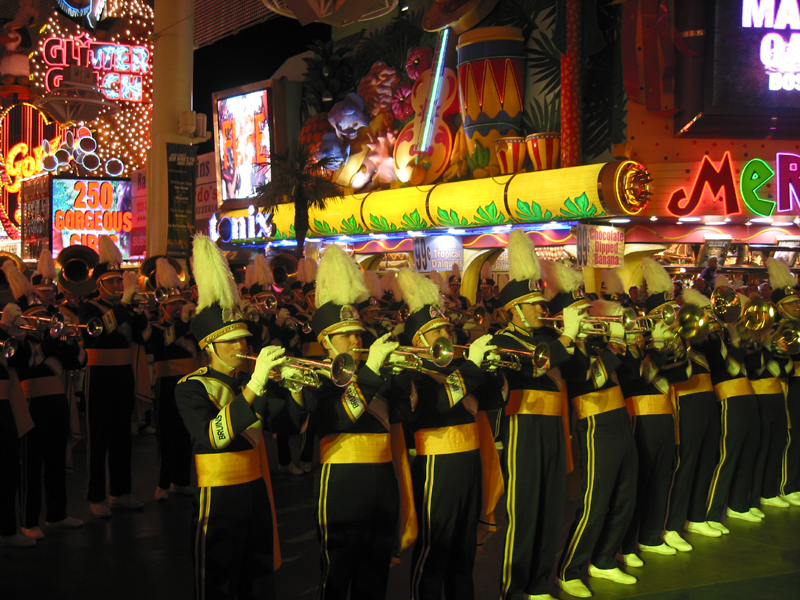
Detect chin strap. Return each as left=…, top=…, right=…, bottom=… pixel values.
left=208, top=343, right=236, bottom=373
left=514, top=305, right=532, bottom=330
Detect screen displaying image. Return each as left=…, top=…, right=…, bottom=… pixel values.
left=216, top=88, right=272, bottom=201
left=51, top=177, right=133, bottom=258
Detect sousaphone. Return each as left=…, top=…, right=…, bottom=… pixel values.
left=56, top=245, right=99, bottom=297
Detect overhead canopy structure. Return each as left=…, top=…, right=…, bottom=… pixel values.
left=259, top=0, right=398, bottom=27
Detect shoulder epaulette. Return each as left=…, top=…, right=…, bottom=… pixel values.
left=178, top=367, right=208, bottom=384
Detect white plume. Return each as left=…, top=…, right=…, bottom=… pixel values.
left=714, top=273, right=731, bottom=289
left=398, top=268, right=442, bottom=313
left=3, top=260, right=37, bottom=301
left=767, top=257, right=797, bottom=290
left=450, top=263, right=461, bottom=280
left=480, top=261, right=493, bottom=281
left=589, top=299, right=622, bottom=317
left=296, top=259, right=306, bottom=285
left=253, top=254, right=273, bottom=287
left=542, top=260, right=583, bottom=294
left=37, top=249, right=57, bottom=281
left=680, top=288, right=711, bottom=307
left=602, top=268, right=624, bottom=296
left=301, top=258, right=318, bottom=284
left=642, top=258, right=672, bottom=295
left=497, top=273, right=509, bottom=291
left=192, top=233, right=241, bottom=313
left=156, top=258, right=183, bottom=290
left=508, top=229, right=541, bottom=282
left=363, top=269, right=383, bottom=299
left=244, top=264, right=256, bottom=288
left=315, top=245, right=367, bottom=308
left=98, top=234, right=122, bottom=265
left=430, top=270, right=448, bottom=294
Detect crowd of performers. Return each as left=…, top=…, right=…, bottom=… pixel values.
left=1, top=230, right=799, bottom=600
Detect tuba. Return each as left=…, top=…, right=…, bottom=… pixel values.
left=739, top=296, right=775, bottom=348
left=56, top=245, right=99, bottom=297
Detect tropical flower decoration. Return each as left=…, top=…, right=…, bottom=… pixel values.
left=406, top=46, right=433, bottom=81
left=391, top=81, right=414, bottom=121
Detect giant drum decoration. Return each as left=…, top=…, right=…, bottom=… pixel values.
left=456, top=27, right=525, bottom=171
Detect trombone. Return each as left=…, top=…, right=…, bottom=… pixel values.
left=236, top=353, right=356, bottom=392
left=455, top=343, right=550, bottom=372
left=354, top=336, right=454, bottom=370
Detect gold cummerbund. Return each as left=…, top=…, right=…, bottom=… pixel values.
left=20, top=376, right=65, bottom=398
left=750, top=377, right=785, bottom=397
left=87, top=348, right=131, bottom=367
left=415, top=422, right=480, bottom=456
left=792, top=361, right=800, bottom=379
left=195, top=448, right=262, bottom=487
left=0, top=380, right=8, bottom=399
left=626, top=394, right=673, bottom=416
left=714, top=378, right=754, bottom=401
left=319, top=433, right=393, bottom=464
left=155, top=358, right=200, bottom=380
left=506, top=389, right=565, bottom=416
left=573, top=386, right=626, bottom=420
left=672, top=373, right=713, bottom=397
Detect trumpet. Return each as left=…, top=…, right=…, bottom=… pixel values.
left=236, top=353, right=356, bottom=392
left=455, top=343, right=550, bottom=372
left=636, top=303, right=677, bottom=330
left=16, top=314, right=65, bottom=338
left=371, top=307, right=409, bottom=324
left=283, top=315, right=313, bottom=335
left=772, top=320, right=800, bottom=355
left=446, top=306, right=487, bottom=325
left=61, top=318, right=104, bottom=339
left=540, top=307, right=639, bottom=337
left=134, top=287, right=169, bottom=305
left=2, top=337, right=18, bottom=358
left=354, top=336, right=454, bottom=370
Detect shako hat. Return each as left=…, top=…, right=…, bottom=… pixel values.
left=2, top=258, right=38, bottom=310
left=642, top=257, right=674, bottom=313
left=248, top=254, right=275, bottom=298
left=543, top=260, right=584, bottom=316
left=448, top=263, right=462, bottom=285
left=301, top=258, right=318, bottom=296
left=397, top=268, right=449, bottom=346
left=479, top=261, right=495, bottom=287
left=499, top=229, right=545, bottom=310
left=601, top=268, right=624, bottom=302
left=356, top=269, right=383, bottom=313
left=189, top=234, right=251, bottom=350
left=32, top=249, right=58, bottom=291
left=92, top=235, right=124, bottom=282
left=767, top=257, right=799, bottom=306
left=310, top=245, right=367, bottom=343
left=155, top=257, right=185, bottom=305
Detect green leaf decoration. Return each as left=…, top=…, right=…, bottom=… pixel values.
left=312, top=219, right=338, bottom=236
left=467, top=140, right=490, bottom=174
left=369, top=214, right=398, bottom=232
left=559, top=193, right=598, bottom=219
left=515, top=198, right=553, bottom=222
left=472, top=201, right=509, bottom=226
left=340, top=215, right=365, bottom=235
left=437, top=207, right=468, bottom=228
left=401, top=209, right=428, bottom=229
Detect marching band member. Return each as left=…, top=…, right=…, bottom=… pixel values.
left=305, top=245, right=415, bottom=600
left=476, top=262, right=501, bottom=316
left=395, top=268, right=507, bottom=600
left=663, top=288, right=722, bottom=546
left=176, top=234, right=307, bottom=599
left=549, top=260, right=639, bottom=598
left=769, top=260, right=800, bottom=506
left=617, top=260, right=678, bottom=560
left=1, top=262, right=87, bottom=540
left=80, top=235, right=151, bottom=517
left=31, top=249, right=59, bottom=314
left=447, top=264, right=470, bottom=310
left=148, top=258, right=199, bottom=501
left=493, top=231, right=581, bottom=600
left=356, top=269, right=391, bottom=349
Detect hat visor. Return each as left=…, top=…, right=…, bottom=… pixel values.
left=319, top=320, right=365, bottom=342
left=214, top=329, right=252, bottom=343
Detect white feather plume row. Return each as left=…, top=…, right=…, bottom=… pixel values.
left=253, top=254, right=273, bottom=287
left=398, top=268, right=442, bottom=313
left=3, top=260, right=37, bottom=301
left=642, top=258, right=672, bottom=295
left=301, top=258, right=318, bottom=284
left=98, top=234, right=122, bottom=265
left=737, top=292, right=750, bottom=308
left=680, top=288, right=711, bottom=307
left=315, top=245, right=367, bottom=308
left=363, top=269, right=383, bottom=299
left=589, top=299, right=623, bottom=317
left=380, top=271, right=395, bottom=297
left=480, top=261, right=493, bottom=281
left=429, top=270, right=448, bottom=295
left=296, top=259, right=306, bottom=286
left=192, top=233, right=241, bottom=313
left=497, top=273, right=509, bottom=291
left=542, top=260, right=583, bottom=295
left=602, top=268, right=624, bottom=295
left=37, top=249, right=57, bottom=281
left=156, top=258, right=183, bottom=290
left=508, top=229, right=541, bottom=282
left=714, top=273, right=732, bottom=289
left=244, top=264, right=256, bottom=288
left=450, top=263, right=461, bottom=280
left=767, top=257, right=797, bottom=290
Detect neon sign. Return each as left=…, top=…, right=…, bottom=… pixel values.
left=42, top=34, right=150, bottom=102
left=3, top=137, right=62, bottom=194
left=208, top=205, right=274, bottom=243
left=666, top=150, right=800, bottom=218
left=742, top=0, right=800, bottom=91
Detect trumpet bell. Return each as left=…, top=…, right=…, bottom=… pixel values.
left=676, top=304, right=710, bottom=343
left=56, top=245, right=99, bottom=297
left=2, top=337, right=19, bottom=358
left=86, top=318, right=104, bottom=337
left=775, top=321, right=800, bottom=355
left=330, top=353, right=356, bottom=387
left=710, top=286, right=741, bottom=323
left=741, top=296, right=775, bottom=332
left=429, top=337, right=454, bottom=367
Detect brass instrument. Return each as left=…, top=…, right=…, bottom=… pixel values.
left=236, top=353, right=356, bottom=392
left=739, top=296, right=775, bottom=348
left=2, top=337, right=19, bottom=358
left=772, top=320, right=800, bottom=355
left=133, top=286, right=169, bottom=305
left=710, top=285, right=741, bottom=323
left=16, top=314, right=64, bottom=338
left=455, top=343, right=550, bottom=372
left=371, top=307, right=409, bottom=324
left=446, top=305, right=487, bottom=325
left=61, top=318, right=104, bottom=339
left=540, top=307, right=638, bottom=336
left=56, top=245, right=99, bottom=297
left=636, top=303, right=677, bottom=330
left=139, top=255, right=185, bottom=289
left=284, top=315, right=313, bottom=335
left=354, top=336, right=454, bottom=370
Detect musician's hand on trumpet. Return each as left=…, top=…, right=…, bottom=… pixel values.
left=246, top=346, right=287, bottom=398
left=182, top=302, right=197, bottom=323
left=0, top=303, right=25, bottom=334
left=121, top=271, right=140, bottom=306
left=467, top=334, right=496, bottom=368
left=366, top=333, right=400, bottom=375
left=560, top=303, right=588, bottom=343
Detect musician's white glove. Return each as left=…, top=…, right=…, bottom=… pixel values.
left=468, top=334, right=496, bottom=368
left=608, top=321, right=626, bottom=346
left=1, top=303, right=24, bottom=330
left=366, top=332, right=398, bottom=375
left=562, top=304, right=587, bottom=341
left=651, top=321, right=670, bottom=345
left=391, top=322, right=405, bottom=338
left=276, top=308, right=291, bottom=327
left=181, top=302, right=196, bottom=323
left=246, top=346, right=286, bottom=396
left=121, top=271, right=139, bottom=305
left=279, top=366, right=304, bottom=385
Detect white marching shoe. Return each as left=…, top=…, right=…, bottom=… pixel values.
left=588, top=565, right=637, bottom=585
left=749, top=507, right=766, bottom=519
left=639, top=542, right=677, bottom=555
left=686, top=521, right=722, bottom=537
left=727, top=507, right=761, bottom=522
left=780, top=491, right=800, bottom=506
left=557, top=577, right=592, bottom=598
left=663, top=531, right=693, bottom=552
left=619, top=553, right=644, bottom=567
left=708, top=521, right=730, bottom=534
left=761, top=496, right=790, bottom=508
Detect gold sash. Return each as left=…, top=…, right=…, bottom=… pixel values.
left=195, top=448, right=262, bottom=487
left=672, top=373, right=713, bottom=397
left=572, top=386, right=626, bottom=420
left=625, top=394, right=673, bottom=416
left=20, top=376, right=65, bottom=398
left=714, top=378, right=754, bottom=401
left=87, top=348, right=131, bottom=366
left=506, top=389, right=564, bottom=416
left=750, top=377, right=785, bottom=397
left=319, top=433, right=392, bottom=464
left=415, top=422, right=480, bottom=455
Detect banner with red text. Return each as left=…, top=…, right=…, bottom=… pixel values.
left=576, top=224, right=625, bottom=268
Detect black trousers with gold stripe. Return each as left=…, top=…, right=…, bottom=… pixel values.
left=706, top=394, right=760, bottom=521
left=0, top=398, right=20, bottom=537
left=752, top=392, right=789, bottom=502
left=411, top=450, right=481, bottom=600
left=781, top=379, right=800, bottom=495
left=665, top=391, right=720, bottom=530
left=622, top=414, right=675, bottom=552
left=315, top=462, right=399, bottom=600
left=558, top=407, right=637, bottom=582
left=500, top=414, right=566, bottom=599
left=191, top=479, right=276, bottom=600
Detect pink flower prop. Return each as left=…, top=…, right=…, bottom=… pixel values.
left=406, top=46, right=433, bottom=80
left=391, top=81, right=415, bottom=121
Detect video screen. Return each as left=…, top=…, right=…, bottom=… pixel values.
left=216, top=88, right=273, bottom=201
left=51, top=177, right=133, bottom=258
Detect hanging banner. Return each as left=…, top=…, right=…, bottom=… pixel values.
left=576, top=224, right=625, bottom=268
left=412, top=235, right=463, bottom=272
left=166, top=143, right=198, bottom=257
